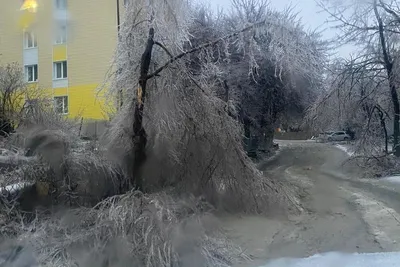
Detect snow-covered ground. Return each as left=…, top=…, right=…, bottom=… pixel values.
left=253, top=140, right=400, bottom=267
left=335, top=144, right=355, bottom=157
left=334, top=142, right=394, bottom=158
left=381, top=176, right=400, bottom=183
left=260, top=252, right=400, bottom=267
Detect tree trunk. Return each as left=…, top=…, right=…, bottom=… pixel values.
left=125, top=23, right=275, bottom=184
left=243, top=116, right=252, bottom=154
left=389, top=78, right=400, bottom=156
left=223, top=80, right=229, bottom=103
left=373, top=0, right=400, bottom=156
left=377, top=107, right=389, bottom=154
left=131, top=28, right=155, bottom=190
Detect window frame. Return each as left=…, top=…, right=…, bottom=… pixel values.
left=55, top=0, right=67, bottom=10
left=53, top=61, right=68, bottom=80
left=24, top=99, right=39, bottom=116
left=24, top=31, right=37, bottom=49
left=25, top=64, right=38, bottom=83
left=54, top=25, right=67, bottom=44
left=54, top=96, right=68, bottom=115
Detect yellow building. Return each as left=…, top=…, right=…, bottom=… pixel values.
left=0, top=0, right=123, bottom=120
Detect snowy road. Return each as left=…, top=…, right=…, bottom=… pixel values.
left=222, top=140, right=400, bottom=267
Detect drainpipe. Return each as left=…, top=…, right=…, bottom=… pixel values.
left=116, top=0, right=123, bottom=108
left=116, top=0, right=121, bottom=32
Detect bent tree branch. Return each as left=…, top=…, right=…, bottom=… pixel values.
left=131, top=22, right=265, bottom=191
left=146, top=21, right=266, bottom=80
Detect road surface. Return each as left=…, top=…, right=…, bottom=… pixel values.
left=221, top=140, right=400, bottom=266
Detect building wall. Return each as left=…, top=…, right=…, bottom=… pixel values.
left=66, top=0, right=118, bottom=119
left=0, top=0, right=118, bottom=120
left=0, top=1, right=23, bottom=64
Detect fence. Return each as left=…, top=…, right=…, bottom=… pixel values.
left=79, top=119, right=109, bottom=140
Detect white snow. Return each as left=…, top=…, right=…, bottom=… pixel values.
left=335, top=144, right=355, bottom=156
left=0, top=182, right=32, bottom=194
left=335, top=143, right=394, bottom=157
left=382, top=176, right=400, bottom=184
left=0, top=155, right=34, bottom=164
left=262, top=186, right=400, bottom=266
left=348, top=190, right=400, bottom=249
left=260, top=251, right=400, bottom=267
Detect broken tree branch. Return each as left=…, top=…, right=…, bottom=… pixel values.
left=154, top=41, right=173, bottom=59
left=131, top=27, right=155, bottom=191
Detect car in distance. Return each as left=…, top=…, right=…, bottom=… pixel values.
left=317, top=131, right=351, bottom=142
left=326, top=131, right=351, bottom=142
left=316, top=131, right=334, bottom=143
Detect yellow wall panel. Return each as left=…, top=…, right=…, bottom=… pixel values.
left=68, top=84, right=110, bottom=120
left=26, top=83, right=49, bottom=99
left=26, top=83, right=39, bottom=91
left=26, top=88, right=52, bottom=101
left=19, top=10, right=37, bottom=30
left=24, top=85, right=112, bottom=120
left=53, top=87, right=68, bottom=96
left=53, top=45, right=67, bottom=61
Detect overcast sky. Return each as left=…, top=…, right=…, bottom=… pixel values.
left=208, top=0, right=356, bottom=58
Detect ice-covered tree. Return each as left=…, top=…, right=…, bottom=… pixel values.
left=316, top=0, right=400, bottom=155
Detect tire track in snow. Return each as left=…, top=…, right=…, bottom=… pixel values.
left=341, top=186, right=400, bottom=250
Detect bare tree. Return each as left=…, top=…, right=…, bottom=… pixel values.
left=101, top=0, right=324, bottom=213
left=0, top=63, right=26, bottom=136
left=318, top=0, right=400, bottom=155
left=222, top=0, right=327, bottom=154
left=306, top=52, right=395, bottom=157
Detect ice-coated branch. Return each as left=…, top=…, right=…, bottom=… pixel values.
left=146, top=20, right=267, bottom=80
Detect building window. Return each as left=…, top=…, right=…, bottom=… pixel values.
left=25, top=65, right=38, bottom=82
left=24, top=99, right=39, bottom=116
left=54, top=96, right=68, bottom=114
left=54, top=25, right=67, bottom=44
left=24, top=32, right=37, bottom=48
left=53, top=61, right=67, bottom=79
left=55, top=0, right=66, bottom=10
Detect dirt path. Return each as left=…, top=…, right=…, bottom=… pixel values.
left=221, top=141, right=400, bottom=266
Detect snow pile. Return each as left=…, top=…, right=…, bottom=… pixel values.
left=261, top=251, right=400, bottom=267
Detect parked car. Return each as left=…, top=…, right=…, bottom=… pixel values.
left=316, top=131, right=334, bottom=142
left=326, top=131, right=351, bottom=142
